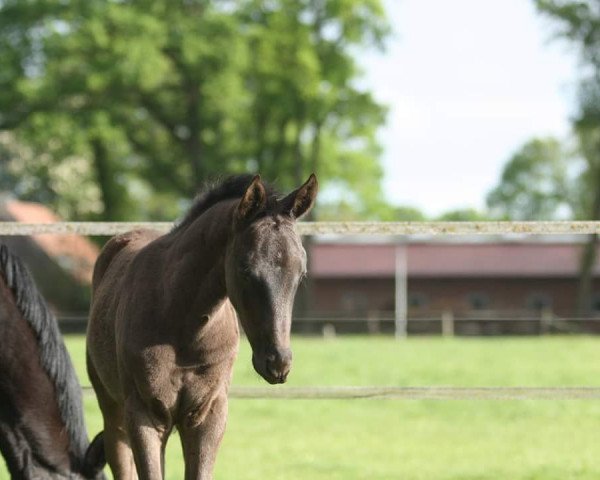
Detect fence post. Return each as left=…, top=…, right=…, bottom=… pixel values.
left=394, top=244, right=408, bottom=339
left=367, top=310, right=381, bottom=335
left=441, top=310, right=455, bottom=337
left=540, top=307, right=553, bottom=335
left=322, top=323, right=336, bottom=339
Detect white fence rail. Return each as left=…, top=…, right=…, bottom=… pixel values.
left=78, top=385, right=600, bottom=400
left=225, top=386, right=600, bottom=400
left=1, top=220, right=600, bottom=236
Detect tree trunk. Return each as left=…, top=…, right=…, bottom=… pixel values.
left=309, top=121, right=322, bottom=174
left=577, top=164, right=600, bottom=315
left=291, top=116, right=312, bottom=320
left=185, top=84, right=203, bottom=189
left=254, top=107, right=268, bottom=172
left=269, top=117, right=290, bottom=179
left=577, top=233, right=598, bottom=315
left=91, top=137, right=123, bottom=220
left=295, top=121, right=322, bottom=324
left=293, top=119, right=304, bottom=186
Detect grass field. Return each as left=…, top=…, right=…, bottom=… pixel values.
left=3, top=336, right=600, bottom=479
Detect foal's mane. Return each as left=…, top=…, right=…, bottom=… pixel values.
left=0, top=244, right=88, bottom=463
left=173, top=174, right=279, bottom=233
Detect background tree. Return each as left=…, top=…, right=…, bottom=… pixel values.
left=0, top=0, right=249, bottom=219
left=239, top=0, right=390, bottom=217
left=486, top=137, right=576, bottom=220
left=436, top=208, right=489, bottom=222
left=0, top=0, right=391, bottom=221
left=533, top=0, right=600, bottom=313
left=393, top=206, right=427, bottom=221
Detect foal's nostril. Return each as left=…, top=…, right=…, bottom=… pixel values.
left=265, top=356, right=281, bottom=376
left=265, top=348, right=292, bottom=381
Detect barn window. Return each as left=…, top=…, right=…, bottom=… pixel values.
left=527, top=293, right=552, bottom=311
left=467, top=292, right=490, bottom=310
left=340, top=292, right=368, bottom=312
left=591, top=294, right=600, bottom=312
left=408, top=292, right=428, bottom=309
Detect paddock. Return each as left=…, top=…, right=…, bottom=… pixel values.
left=1, top=221, right=600, bottom=479
left=28, top=336, right=600, bottom=479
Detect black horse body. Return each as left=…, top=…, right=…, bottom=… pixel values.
left=0, top=244, right=105, bottom=479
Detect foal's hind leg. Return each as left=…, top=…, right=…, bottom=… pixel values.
left=88, top=355, right=138, bottom=479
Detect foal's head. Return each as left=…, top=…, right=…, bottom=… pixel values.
left=225, top=174, right=318, bottom=384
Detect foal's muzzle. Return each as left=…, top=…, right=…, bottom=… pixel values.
left=253, top=347, right=292, bottom=384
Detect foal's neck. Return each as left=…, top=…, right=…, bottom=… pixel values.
left=166, top=200, right=236, bottom=320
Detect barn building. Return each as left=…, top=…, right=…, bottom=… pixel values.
left=1, top=197, right=599, bottom=336
left=305, top=238, right=600, bottom=335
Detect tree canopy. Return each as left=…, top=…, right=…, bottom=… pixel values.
left=486, top=2, right=600, bottom=224
left=0, top=0, right=391, bottom=220
left=486, top=137, right=576, bottom=220
left=529, top=1, right=600, bottom=225
left=475, top=2, right=600, bottom=314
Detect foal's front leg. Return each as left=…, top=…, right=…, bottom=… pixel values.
left=125, top=396, right=170, bottom=480
left=178, top=394, right=228, bottom=480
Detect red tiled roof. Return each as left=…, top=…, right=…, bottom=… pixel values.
left=3, top=201, right=99, bottom=284
left=311, top=242, right=597, bottom=278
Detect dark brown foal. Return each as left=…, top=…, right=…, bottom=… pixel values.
left=86, top=174, right=317, bottom=480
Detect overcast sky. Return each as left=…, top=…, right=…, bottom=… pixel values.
left=361, top=0, right=580, bottom=216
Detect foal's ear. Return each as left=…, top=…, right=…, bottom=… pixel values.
left=279, top=173, right=318, bottom=220
left=236, top=175, right=267, bottom=222
left=82, top=431, right=106, bottom=478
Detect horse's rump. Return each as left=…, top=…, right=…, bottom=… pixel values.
left=88, top=229, right=164, bottom=401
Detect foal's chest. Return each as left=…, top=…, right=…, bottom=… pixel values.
left=124, top=341, right=236, bottom=422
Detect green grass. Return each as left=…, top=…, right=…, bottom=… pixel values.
left=4, top=336, right=600, bottom=479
